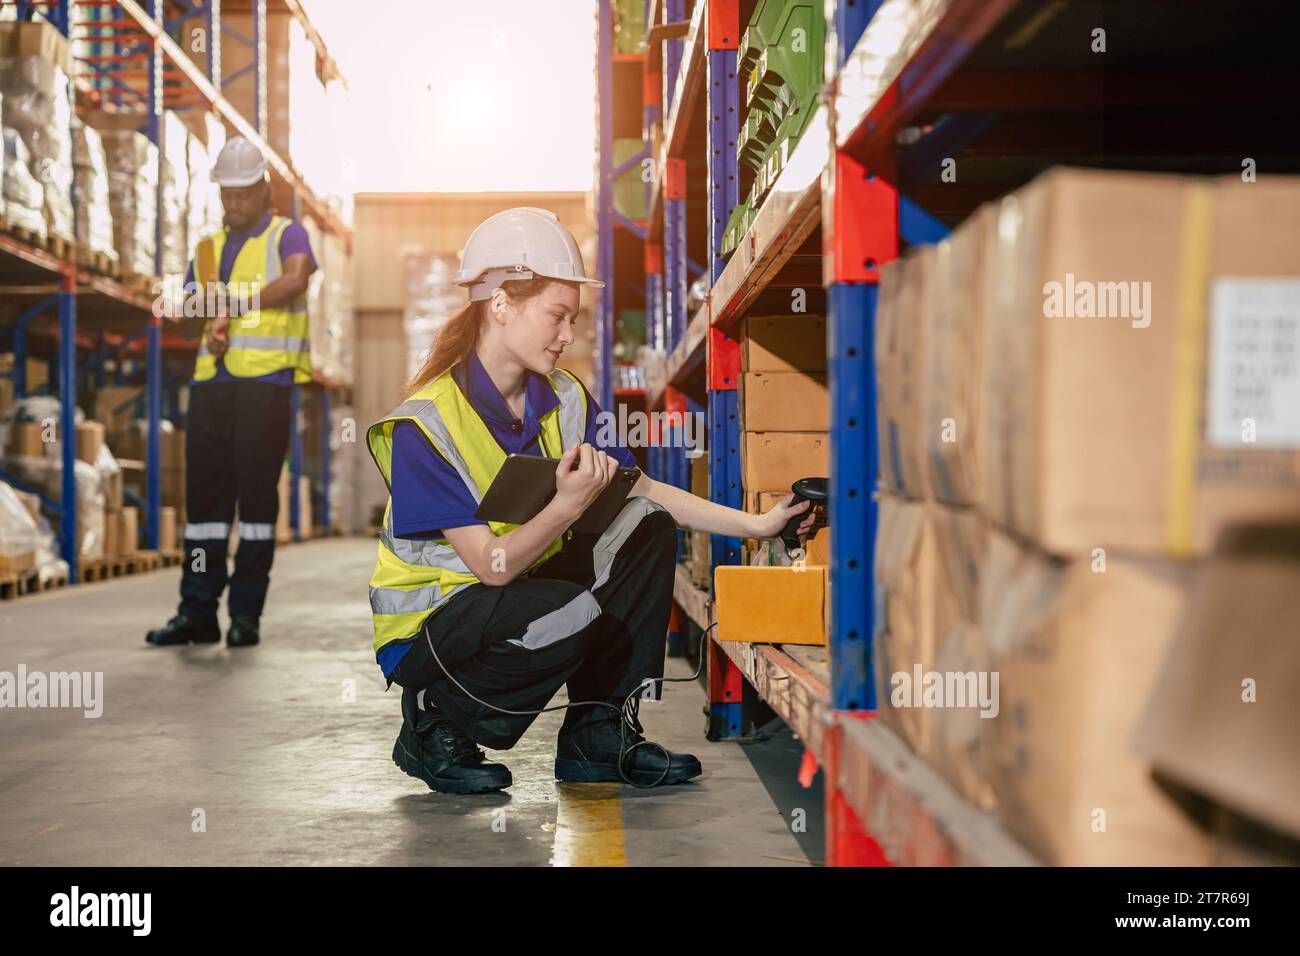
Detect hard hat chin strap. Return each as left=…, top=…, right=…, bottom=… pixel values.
left=467, top=266, right=536, bottom=301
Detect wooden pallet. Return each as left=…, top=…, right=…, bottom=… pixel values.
left=79, top=557, right=122, bottom=583
left=6, top=223, right=75, bottom=262
left=127, top=550, right=161, bottom=573
left=18, top=568, right=68, bottom=596
left=160, top=549, right=183, bottom=568
left=76, top=246, right=120, bottom=279
left=121, top=271, right=160, bottom=296
left=0, top=568, right=68, bottom=601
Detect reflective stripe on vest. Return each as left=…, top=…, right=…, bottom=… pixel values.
left=191, top=215, right=313, bottom=384
left=365, top=367, right=588, bottom=655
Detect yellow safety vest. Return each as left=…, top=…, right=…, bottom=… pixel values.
left=191, top=215, right=313, bottom=384
left=366, top=365, right=588, bottom=656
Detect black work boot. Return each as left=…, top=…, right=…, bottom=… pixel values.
left=392, top=687, right=511, bottom=795
left=555, top=697, right=702, bottom=787
left=146, top=614, right=220, bottom=646
left=227, top=614, right=261, bottom=647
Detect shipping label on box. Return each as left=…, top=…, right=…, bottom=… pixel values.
left=1207, top=278, right=1300, bottom=448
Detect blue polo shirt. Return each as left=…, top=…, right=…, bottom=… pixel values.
left=188, top=211, right=317, bottom=387
left=377, top=350, right=639, bottom=676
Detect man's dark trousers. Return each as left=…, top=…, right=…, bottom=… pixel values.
left=178, top=379, right=292, bottom=625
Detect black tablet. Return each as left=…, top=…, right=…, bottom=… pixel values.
left=475, top=454, right=642, bottom=535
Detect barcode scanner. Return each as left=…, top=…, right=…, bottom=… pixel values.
left=781, top=476, right=829, bottom=559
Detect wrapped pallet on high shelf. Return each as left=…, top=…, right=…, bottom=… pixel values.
left=71, top=124, right=118, bottom=269
left=403, top=251, right=462, bottom=382
left=312, top=231, right=355, bottom=386
left=1, top=122, right=44, bottom=236
left=158, top=110, right=190, bottom=277
left=184, top=124, right=213, bottom=257
left=0, top=18, right=73, bottom=246
left=91, top=124, right=158, bottom=278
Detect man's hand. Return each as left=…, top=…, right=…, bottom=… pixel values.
left=206, top=315, right=231, bottom=358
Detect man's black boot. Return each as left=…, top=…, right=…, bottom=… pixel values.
left=227, top=615, right=261, bottom=647
left=392, top=687, right=511, bottom=795
left=146, top=614, right=220, bottom=646
left=555, top=697, right=702, bottom=786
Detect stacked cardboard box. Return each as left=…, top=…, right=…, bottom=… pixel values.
left=738, top=315, right=829, bottom=557
left=872, top=168, right=1300, bottom=865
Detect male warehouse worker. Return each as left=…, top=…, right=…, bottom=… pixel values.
left=146, top=136, right=317, bottom=648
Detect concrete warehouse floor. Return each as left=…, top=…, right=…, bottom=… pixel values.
left=0, top=538, right=823, bottom=866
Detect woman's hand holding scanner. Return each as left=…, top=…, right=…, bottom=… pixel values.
left=751, top=495, right=814, bottom=540
left=552, top=442, right=617, bottom=521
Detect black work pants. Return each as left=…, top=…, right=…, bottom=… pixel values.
left=389, top=496, right=679, bottom=750
left=178, top=380, right=292, bottom=624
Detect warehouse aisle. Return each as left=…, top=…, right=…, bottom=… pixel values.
left=0, top=538, right=820, bottom=867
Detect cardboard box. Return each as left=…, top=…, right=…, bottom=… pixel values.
left=686, top=529, right=711, bottom=590
left=6, top=422, right=47, bottom=459
left=0, top=377, right=12, bottom=418
left=688, top=448, right=708, bottom=500
left=982, top=170, right=1300, bottom=557
left=742, top=315, right=827, bottom=373
left=103, top=509, right=120, bottom=558
left=872, top=497, right=940, bottom=758
left=118, top=507, right=138, bottom=557
left=981, top=527, right=1212, bottom=865
left=75, top=422, right=105, bottom=466
left=740, top=372, right=828, bottom=432
left=742, top=432, right=828, bottom=493
left=924, top=205, right=992, bottom=507
left=298, top=475, right=312, bottom=539
left=0, top=20, right=73, bottom=73
left=158, top=506, right=177, bottom=552
left=927, top=505, right=995, bottom=810
left=162, top=467, right=185, bottom=509
left=714, top=565, right=826, bottom=645
left=876, top=251, right=931, bottom=499
left=1135, top=524, right=1300, bottom=842
left=276, top=466, right=291, bottom=543
left=93, top=386, right=143, bottom=437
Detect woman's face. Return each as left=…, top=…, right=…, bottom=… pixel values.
left=502, top=281, right=581, bottom=374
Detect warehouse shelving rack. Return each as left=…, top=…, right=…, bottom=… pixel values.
left=595, top=0, right=1300, bottom=864
left=1, top=0, right=350, bottom=584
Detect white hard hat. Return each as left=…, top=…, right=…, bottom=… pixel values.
left=211, top=136, right=269, bottom=187
left=454, top=207, right=604, bottom=301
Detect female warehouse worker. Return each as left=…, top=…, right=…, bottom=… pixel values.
left=368, top=207, right=815, bottom=794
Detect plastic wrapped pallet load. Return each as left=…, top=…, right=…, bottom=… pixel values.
left=98, top=128, right=159, bottom=278
left=71, top=124, right=118, bottom=264
left=0, top=19, right=74, bottom=243
left=158, top=110, right=190, bottom=277
left=1, top=123, right=45, bottom=235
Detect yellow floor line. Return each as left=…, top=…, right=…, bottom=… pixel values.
left=551, top=783, right=627, bottom=867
